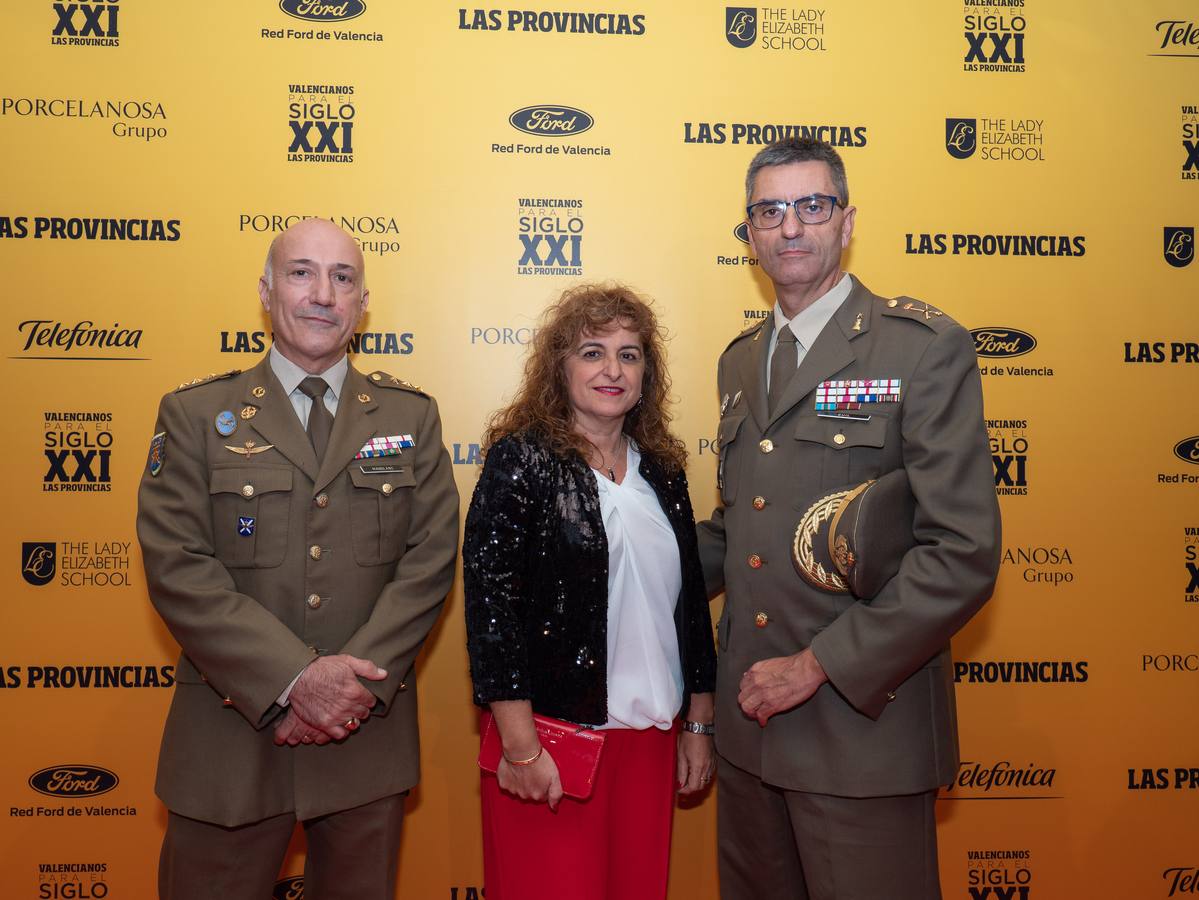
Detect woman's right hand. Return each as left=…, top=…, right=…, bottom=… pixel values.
left=497, top=749, right=564, bottom=811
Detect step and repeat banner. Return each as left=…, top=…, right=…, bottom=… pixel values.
left=2, top=1, right=1196, bottom=898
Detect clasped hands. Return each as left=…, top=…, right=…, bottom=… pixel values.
left=737, top=648, right=828, bottom=727
left=273, top=654, right=386, bottom=747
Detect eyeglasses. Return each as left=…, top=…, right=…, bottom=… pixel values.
left=746, top=194, right=840, bottom=230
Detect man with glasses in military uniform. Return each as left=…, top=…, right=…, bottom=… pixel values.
left=698, top=137, right=1001, bottom=900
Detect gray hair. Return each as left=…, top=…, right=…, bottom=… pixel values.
left=745, top=137, right=850, bottom=207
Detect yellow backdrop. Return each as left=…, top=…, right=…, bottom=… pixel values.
left=3, top=1, right=1197, bottom=897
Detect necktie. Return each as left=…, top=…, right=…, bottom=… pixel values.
left=769, top=326, right=800, bottom=415
left=299, top=377, right=333, bottom=462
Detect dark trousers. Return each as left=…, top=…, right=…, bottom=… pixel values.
left=159, top=793, right=406, bottom=900
left=717, top=755, right=941, bottom=900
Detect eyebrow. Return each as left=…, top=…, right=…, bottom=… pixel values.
left=284, top=258, right=359, bottom=274
left=578, top=340, right=642, bottom=352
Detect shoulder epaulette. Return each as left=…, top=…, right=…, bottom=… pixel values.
left=174, top=370, right=241, bottom=392
left=879, top=297, right=955, bottom=331
left=367, top=371, right=428, bottom=396
left=724, top=318, right=768, bottom=351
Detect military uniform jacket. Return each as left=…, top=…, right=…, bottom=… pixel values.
left=697, top=276, right=1001, bottom=797
left=137, top=355, right=459, bottom=827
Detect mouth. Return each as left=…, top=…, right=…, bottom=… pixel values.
left=299, top=314, right=339, bottom=328
left=594, top=386, right=625, bottom=396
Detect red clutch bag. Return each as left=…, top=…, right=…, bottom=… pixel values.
left=478, top=712, right=606, bottom=800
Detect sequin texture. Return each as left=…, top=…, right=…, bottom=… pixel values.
left=463, top=433, right=717, bottom=726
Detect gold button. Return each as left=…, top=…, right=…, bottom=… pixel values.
left=315, top=493, right=329, bottom=508
left=309, top=545, right=322, bottom=561
left=759, top=439, right=774, bottom=453
left=833, top=433, right=846, bottom=445
left=241, top=484, right=255, bottom=498
left=381, top=482, right=394, bottom=496
left=371, top=372, right=382, bottom=381
left=752, top=496, right=766, bottom=510
left=887, top=299, right=898, bottom=308
left=755, top=612, right=769, bottom=628
left=306, top=593, right=322, bottom=609
left=748, top=554, right=763, bottom=569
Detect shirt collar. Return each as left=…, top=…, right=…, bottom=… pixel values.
left=268, top=346, right=349, bottom=401
left=772, top=271, right=853, bottom=348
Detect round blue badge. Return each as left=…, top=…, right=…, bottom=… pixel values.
left=215, top=410, right=238, bottom=437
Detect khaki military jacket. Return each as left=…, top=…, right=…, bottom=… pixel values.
left=698, top=276, right=1001, bottom=797
left=137, top=355, right=459, bottom=826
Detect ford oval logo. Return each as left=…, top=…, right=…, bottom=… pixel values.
left=970, top=327, right=1037, bottom=359
left=1174, top=437, right=1199, bottom=465
left=733, top=222, right=750, bottom=244
left=29, top=765, right=118, bottom=798
left=509, top=106, right=594, bottom=137
left=272, top=876, right=305, bottom=900
left=279, top=0, right=366, bottom=23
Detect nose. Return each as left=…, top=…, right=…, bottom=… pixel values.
left=311, top=272, right=335, bottom=306
left=780, top=203, right=805, bottom=238
left=602, top=353, right=622, bottom=379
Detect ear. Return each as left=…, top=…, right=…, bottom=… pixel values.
left=257, top=277, right=271, bottom=312
left=840, top=206, right=857, bottom=249
left=360, top=288, right=370, bottom=314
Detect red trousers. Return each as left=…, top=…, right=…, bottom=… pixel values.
left=481, top=724, right=677, bottom=900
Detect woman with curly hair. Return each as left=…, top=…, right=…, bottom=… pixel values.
left=464, top=282, right=717, bottom=900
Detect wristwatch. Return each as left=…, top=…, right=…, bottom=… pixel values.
left=682, top=720, right=715, bottom=736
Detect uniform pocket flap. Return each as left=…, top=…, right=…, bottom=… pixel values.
left=348, top=462, right=417, bottom=492
left=718, top=413, right=748, bottom=448
left=793, top=415, right=887, bottom=449
left=209, top=466, right=294, bottom=496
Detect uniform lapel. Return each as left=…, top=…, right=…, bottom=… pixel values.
left=314, top=366, right=379, bottom=495
left=239, top=357, right=320, bottom=482
left=733, top=319, right=772, bottom=430
left=766, top=280, right=874, bottom=429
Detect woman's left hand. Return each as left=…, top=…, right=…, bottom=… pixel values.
left=676, top=730, right=715, bottom=795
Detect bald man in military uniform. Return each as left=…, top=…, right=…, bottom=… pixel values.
left=137, top=219, right=459, bottom=900
left=698, top=138, right=1001, bottom=899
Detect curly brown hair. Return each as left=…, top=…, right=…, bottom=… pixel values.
left=482, top=282, right=687, bottom=474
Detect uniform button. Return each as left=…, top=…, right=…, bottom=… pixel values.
left=306, top=593, right=322, bottom=610
left=241, top=484, right=255, bottom=498
left=371, top=372, right=382, bottom=381
left=752, top=496, right=766, bottom=510
left=381, top=482, right=394, bottom=496
left=314, top=493, right=329, bottom=508
left=887, top=299, right=898, bottom=308
left=748, top=554, right=763, bottom=569
left=759, top=439, right=774, bottom=453
left=833, top=433, right=846, bottom=446
left=309, top=545, right=322, bottom=561
left=755, top=612, right=769, bottom=628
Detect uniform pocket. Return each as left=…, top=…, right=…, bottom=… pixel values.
left=793, top=414, right=890, bottom=498
left=348, top=463, right=417, bottom=565
left=209, top=466, right=293, bottom=568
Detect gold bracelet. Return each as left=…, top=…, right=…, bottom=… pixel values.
left=503, top=746, right=544, bottom=767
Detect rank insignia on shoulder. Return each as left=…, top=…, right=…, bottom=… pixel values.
left=175, top=370, right=240, bottom=392
left=147, top=432, right=167, bottom=476
left=238, top=516, right=255, bottom=537
left=369, top=372, right=424, bottom=393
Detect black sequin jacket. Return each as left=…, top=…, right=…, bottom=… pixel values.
left=463, top=432, right=717, bottom=726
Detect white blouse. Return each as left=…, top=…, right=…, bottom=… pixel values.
left=592, top=444, right=684, bottom=731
